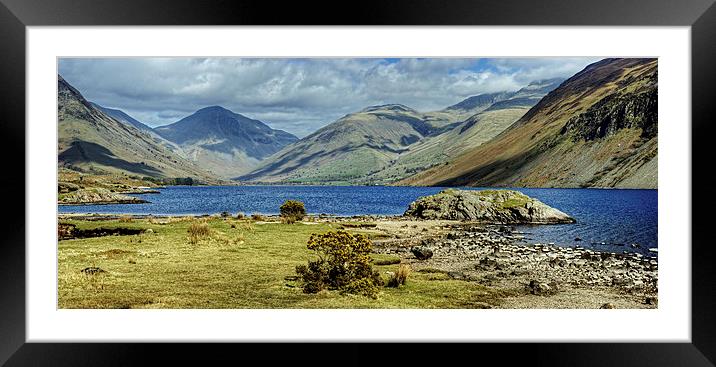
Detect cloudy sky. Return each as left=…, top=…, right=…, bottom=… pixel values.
left=59, top=57, right=601, bottom=137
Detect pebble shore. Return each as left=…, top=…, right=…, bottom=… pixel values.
left=369, top=220, right=658, bottom=304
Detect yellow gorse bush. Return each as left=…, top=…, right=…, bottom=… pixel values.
left=296, top=230, right=383, bottom=298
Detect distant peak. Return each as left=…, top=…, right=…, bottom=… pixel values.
left=361, top=104, right=415, bottom=113
left=196, top=105, right=232, bottom=114
left=516, top=78, right=565, bottom=94
left=527, top=77, right=564, bottom=86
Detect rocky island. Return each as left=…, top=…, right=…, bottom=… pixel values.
left=404, top=189, right=576, bottom=224
left=58, top=187, right=149, bottom=205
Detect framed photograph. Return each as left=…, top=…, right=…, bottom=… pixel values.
left=2, top=0, right=714, bottom=365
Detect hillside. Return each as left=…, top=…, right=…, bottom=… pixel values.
left=91, top=103, right=154, bottom=133
left=400, top=58, right=658, bottom=189
left=238, top=104, right=446, bottom=184
left=58, top=75, right=218, bottom=183
left=240, top=79, right=563, bottom=185
left=361, top=79, right=563, bottom=184
left=154, top=106, right=298, bottom=178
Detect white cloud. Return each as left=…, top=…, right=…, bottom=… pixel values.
left=59, top=57, right=600, bottom=137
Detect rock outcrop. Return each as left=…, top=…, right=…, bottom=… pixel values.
left=404, top=189, right=575, bottom=224
left=58, top=188, right=149, bottom=205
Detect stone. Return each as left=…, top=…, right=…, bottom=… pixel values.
left=527, top=280, right=557, bottom=295
left=81, top=267, right=106, bottom=275
left=477, top=257, right=498, bottom=269
left=600, top=303, right=616, bottom=309
left=411, top=246, right=434, bottom=260
left=611, top=275, right=631, bottom=286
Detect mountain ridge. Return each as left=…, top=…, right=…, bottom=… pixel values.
left=57, top=75, right=219, bottom=182
left=238, top=78, right=563, bottom=185
left=399, top=58, right=658, bottom=189
left=91, top=103, right=155, bottom=133
left=154, top=106, right=298, bottom=178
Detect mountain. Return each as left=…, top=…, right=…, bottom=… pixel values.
left=400, top=58, right=658, bottom=189
left=360, top=79, right=563, bottom=184
left=243, top=79, right=561, bottom=184
left=90, top=103, right=187, bottom=155
left=423, top=78, right=564, bottom=123
left=238, top=104, right=446, bottom=184
left=153, top=106, right=298, bottom=178
left=239, top=79, right=563, bottom=185
left=91, top=103, right=154, bottom=133
left=57, top=75, right=218, bottom=182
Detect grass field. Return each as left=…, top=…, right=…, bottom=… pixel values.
left=58, top=217, right=510, bottom=309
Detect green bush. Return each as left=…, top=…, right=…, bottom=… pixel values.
left=280, top=200, right=306, bottom=224
left=295, top=231, right=383, bottom=298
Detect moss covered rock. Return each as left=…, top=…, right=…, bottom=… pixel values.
left=404, top=189, right=575, bottom=224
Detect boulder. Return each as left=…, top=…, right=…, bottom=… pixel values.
left=404, top=189, right=575, bottom=224
left=411, top=246, right=434, bottom=260
left=527, top=280, right=559, bottom=295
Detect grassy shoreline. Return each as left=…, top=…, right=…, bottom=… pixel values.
left=59, top=215, right=510, bottom=308
left=58, top=214, right=656, bottom=309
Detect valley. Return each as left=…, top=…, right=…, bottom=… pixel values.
left=55, top=57, right=660, bottom=310
left=58, top=58, right=658, bottom=198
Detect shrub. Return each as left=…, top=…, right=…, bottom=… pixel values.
left=280, top=200, right=306, bottom=224
left=250, top=214, right=265, bottom=221
left=235, top=212, right=245, bottom=220
left=187, top=221, right=211, bottom=244
left=220, top=211, right=231, bottom=218
left=281, top=217, right=296, bottom=224
left=295, top=231, right=383, bottom=298
left=386, top=264, right=412, bottom=288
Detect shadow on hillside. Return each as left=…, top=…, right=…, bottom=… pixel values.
left=59, top=140, right=161, bottom=176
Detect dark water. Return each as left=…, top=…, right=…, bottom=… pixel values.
left=58, top=185, right=657, bottom=255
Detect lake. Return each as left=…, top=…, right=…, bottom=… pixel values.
left=58, top=185, right=658, bottom=255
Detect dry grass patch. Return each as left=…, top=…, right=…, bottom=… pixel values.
left=187, top=220, right=212, bottom=244
left=93, top=248, right=135, bottom=259
left=386, top=263, right=412, bottom=288
left=118, top=215, right=133, bottom=223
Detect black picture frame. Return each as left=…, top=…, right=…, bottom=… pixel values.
left=1, top=0, right=714, bottom=365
